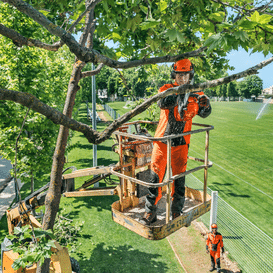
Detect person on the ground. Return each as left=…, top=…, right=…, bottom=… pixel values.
left=206, top=223, right=225, bottom=272
left=140, top=59, right=211, bottom=225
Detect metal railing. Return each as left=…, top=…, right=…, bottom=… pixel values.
left=103, top=104, right=120, bottom=120
left=113, top=121, right=214, bottom=224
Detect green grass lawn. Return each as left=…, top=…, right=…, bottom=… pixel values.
left=187, top=101, right=273, bottom=238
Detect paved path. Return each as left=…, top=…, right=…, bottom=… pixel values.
left=0, top=156, right=22, bottom=221
left=0, top=156, right=12, bottom=192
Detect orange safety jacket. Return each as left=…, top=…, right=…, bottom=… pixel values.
left=206, top=232, right=224, bottom=261
left=154, top=82, right=210, bottom=146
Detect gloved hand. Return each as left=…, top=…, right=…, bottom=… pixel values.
left=198, top=95, right=210, bottom=109
left=157, top=94, right=178, bottom=109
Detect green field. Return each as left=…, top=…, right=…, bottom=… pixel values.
left=109, top=100, right=273, bottom=238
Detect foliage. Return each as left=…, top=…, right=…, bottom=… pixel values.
left=5, top=211, right=84, bottom=270
left=226, top=81, right=239, bottom=98
left=53, top=213, right=84, bottom=254
left=238, top=75, right=263, bottom=98
left=0, top=3, right=74, bottom=184
left=6, top=226, right=56, bottom=270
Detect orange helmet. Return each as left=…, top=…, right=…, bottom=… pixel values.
left=171, top=59, right=194, bottom=80
left=211, top=223, right=218, bottom=229
left=173, top=59, right=194, bottom=72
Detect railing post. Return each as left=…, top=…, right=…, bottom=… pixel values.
left=204, top=130, right=209, bottom=202
left=166, top=139, right=171, bottom=224
left=210, top=191, right=218, bottom=231
left=118, top=135, right=124, bottom=211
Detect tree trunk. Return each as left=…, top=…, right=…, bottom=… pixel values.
left=37, top=60, right=85, bottom=273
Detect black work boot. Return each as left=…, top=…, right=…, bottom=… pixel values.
left=216, top=268, right=221, bottom=272
left=139, top=211, right=157, bottom=225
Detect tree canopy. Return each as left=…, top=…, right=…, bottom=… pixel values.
left=238, top=75, right=263, bottom=98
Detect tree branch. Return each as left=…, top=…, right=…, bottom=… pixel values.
left=67, top=0, right=102, bottom=33
left=1, top=56, right=272, bottom=144
left=0, top=23, right=62, bottom=51
left=80, top=63, right=104, bottom=78
left=0, top=88, right=100, bottom=143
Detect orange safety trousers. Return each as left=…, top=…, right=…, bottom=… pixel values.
left=151, top=141, right=188, bottom=205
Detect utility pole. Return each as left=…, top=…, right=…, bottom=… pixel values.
left=92, top=63, right=99, bottom=187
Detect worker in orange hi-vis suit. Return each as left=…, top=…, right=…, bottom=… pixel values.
left=206, top=223, right=225, bottom=272
left=140, top=59, right=211, bottom=225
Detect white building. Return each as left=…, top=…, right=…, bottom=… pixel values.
left=98, top=89, right=108, bottom=100
left=262, top=86, right=273, bottom=96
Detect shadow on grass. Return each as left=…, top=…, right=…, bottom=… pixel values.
left=61, top=195, right=118, bottom=219
left=227, top=193, right=250, bottom=198
left=212, top=182, right=234, bottom=186
left=78, top=243, right=169, bottom=273
left=71, top=158, right=92, bottom=168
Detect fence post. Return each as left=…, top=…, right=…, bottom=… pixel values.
left=210, top=191, right=218, bottom=231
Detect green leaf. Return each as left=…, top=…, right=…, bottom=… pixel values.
left=12, top=259, right=22, bottom=270
left=160, top=0, right=168, bottom=12
left=102, top=1, right=109, bottom=12
left=14, top=227, right=22, bottom=235
left=112, top=32, right=121, bottom=40
left=234, top=30, right=249, bottom=42
left=177, top=32, right=186, bottom=43
left=249, top=11, right=260, bottom=23
left=203, top=33, right=221, bottom=47
left=209, top=12, right=225, bottom=22
left=238, top=20, right=257, bottom=29
left=165, top=29, right=177, bottom=42
left=140, top=19, right=161, bottom=30
left=46, top=240, right=56, bottom=248
left=139, top=4, right=148, bottom=14
left=259, top=14, right=272, bottom=25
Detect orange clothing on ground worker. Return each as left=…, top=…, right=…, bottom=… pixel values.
left=206, top=224, right=225, bottom=272
left=140, top=59, right=212, bottom=225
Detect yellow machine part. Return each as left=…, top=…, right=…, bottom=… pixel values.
left=2, top=242, right=72, bottom=273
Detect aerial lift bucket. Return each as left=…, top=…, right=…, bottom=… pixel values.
left=62, top=121, right=214, bottom=240
left=110, top=121, right=214, bottom=240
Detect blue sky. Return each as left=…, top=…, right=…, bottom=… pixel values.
left=227, top=48, right=273, bottom=89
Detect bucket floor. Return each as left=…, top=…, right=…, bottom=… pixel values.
left=122, top=194, right=201, bottom=226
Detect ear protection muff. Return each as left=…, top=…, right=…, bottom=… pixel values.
left=170, top=63, right=176, bottom=79
left=171, top=71, right=176, bottom=79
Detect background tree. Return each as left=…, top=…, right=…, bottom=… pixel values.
left=0, top=3, right=74, bottom=193
left=1, top=2, right=273, bottom=272
left=238, top=75, right=263, bottom=98
left=226, top=81, right=239, bottom=99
